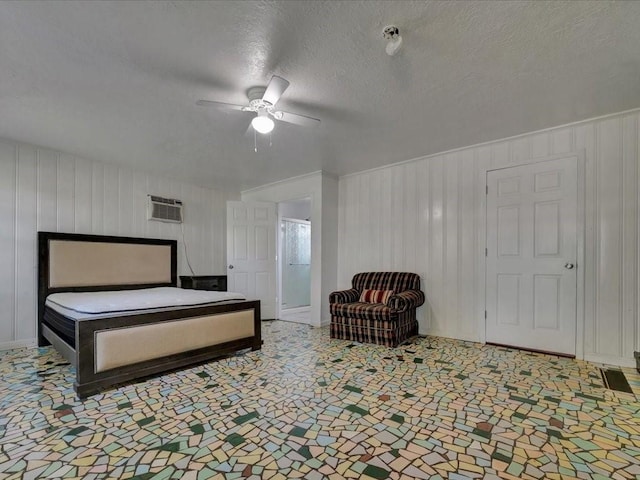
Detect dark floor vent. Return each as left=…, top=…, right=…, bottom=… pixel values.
left=600, top=368, right=633, bottom=394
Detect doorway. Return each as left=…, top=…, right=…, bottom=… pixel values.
left=278, top=198, right=311, bottom=324
left=485, top=156, right=579, bottom=356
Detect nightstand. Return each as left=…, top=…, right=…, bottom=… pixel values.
left=180, top=275, right=227, bottom=291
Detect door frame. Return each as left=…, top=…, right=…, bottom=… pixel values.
left=279, top=216, right=311, bottom=317
left=478, top=152, right=586, bottom=359
left=275, top=197, right=313, bottom=322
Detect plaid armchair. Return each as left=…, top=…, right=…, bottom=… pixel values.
left=329, top=272, right=425, bottom=347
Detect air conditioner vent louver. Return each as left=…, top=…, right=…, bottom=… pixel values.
left=147, top=195, right=183, bottom=223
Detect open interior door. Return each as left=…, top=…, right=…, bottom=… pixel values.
left=227, top=201, right=277, bottom=319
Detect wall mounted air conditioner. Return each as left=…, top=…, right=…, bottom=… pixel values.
left=147, top=195, right=183, bottom=223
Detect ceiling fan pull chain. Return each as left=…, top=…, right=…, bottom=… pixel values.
left=254, top=129, right=258, bottom=153
left=269, top=132, right=272, bottom=147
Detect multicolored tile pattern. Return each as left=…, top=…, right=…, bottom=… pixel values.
left=619, top=367, right=640, bottom=395
left=1, top=321, right=639, bottom=479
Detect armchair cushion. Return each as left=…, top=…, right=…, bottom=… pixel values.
left=359, top=289, right=394, bottom=305
left=329, top=288, right=359, bottom=304
left=330, top=302, right=392, bottom=321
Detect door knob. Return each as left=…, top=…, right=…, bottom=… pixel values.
left=564, top=263, right=575, bottom=270
left=228, top=265, right=234, bottom=269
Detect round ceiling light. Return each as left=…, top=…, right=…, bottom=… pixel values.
left=251, top=111, right=275, bottom=134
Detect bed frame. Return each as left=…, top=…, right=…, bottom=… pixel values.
left=38, top=231, right=261, bottom=398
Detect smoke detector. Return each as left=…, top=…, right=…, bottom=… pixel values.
left=382, top=25, right=403, bottom=56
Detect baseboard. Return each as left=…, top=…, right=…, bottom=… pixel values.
left=583, top=354, right=637, bottom=369
left=0, top=338, right=36, bottom=351
left=281, top=306, right=310, bottom=314
left=418, top=332, right=637, bottom=368
left=420, top=330, right=481, bottom=344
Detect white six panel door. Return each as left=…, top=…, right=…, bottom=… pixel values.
left=227, top=201, right=277, bottom=319
left=486, top=157, right=578, bottom=355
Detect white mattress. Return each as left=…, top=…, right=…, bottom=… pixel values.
left=46, top=287, right=247, bottom=320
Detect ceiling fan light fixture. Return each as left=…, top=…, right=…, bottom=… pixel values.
left=196, top=75, right=320, bottom=135
left=251, top=110, right=275, bottom=134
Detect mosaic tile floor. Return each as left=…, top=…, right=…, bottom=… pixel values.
left=1, top=321, right=639, bottom=480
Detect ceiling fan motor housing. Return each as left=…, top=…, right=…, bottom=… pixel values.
left=246, top=86, right=267, bottom=102
left=245, top=87, right=278, bottom=115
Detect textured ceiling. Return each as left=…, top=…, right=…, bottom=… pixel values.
left=1, top=1, right=639, bottom=190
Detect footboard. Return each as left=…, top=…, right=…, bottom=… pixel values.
left=74, top=300, right=261, bottom=398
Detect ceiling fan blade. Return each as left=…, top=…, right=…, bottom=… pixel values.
left=196, top=99, right=248, bottom=111
left=262, top=76, right=290, bottom=106
left=275, top=111, right=321, bottom=127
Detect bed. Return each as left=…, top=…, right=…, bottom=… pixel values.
left=38, top=231, right=261, bottom=398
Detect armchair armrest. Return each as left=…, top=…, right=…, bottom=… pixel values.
left=388, top=290, right=425, bottom=312
left=329, top=288, right=359, bottom=304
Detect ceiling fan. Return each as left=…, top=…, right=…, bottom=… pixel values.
left=196, top=76, right=320, bottom=135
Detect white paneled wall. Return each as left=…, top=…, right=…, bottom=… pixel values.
left=0, top=138, right=237, bottom=348
left=338, top=110, right=639, bottom=367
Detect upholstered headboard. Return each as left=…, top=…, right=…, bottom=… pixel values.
left=38, top=231, right=177, bottom=344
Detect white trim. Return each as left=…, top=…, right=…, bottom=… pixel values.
left=0, top=338, right=36, bottom=351
left=279, top=307, right=311, bottom=324
left=278, top=217, right=312, bottom=320
left=282, top=217, right=311, bottom=225
left=242, top=171, right=323, bottom=196
left=341, top=107, right=640, bottom=180
left=425, top=331, right=480, bottom=344
left=575, top=150, right=587, bottom=361
left=417, top=334, right=636, bottom=368
left=477, top=158, right=488, bottom=343
left=277, top=204, right=313, bottom=323
left=480, top=152, right=586, bottom=359
left=637, top=113, right=640, bottom=361
left=584, top=354, right=637, bottom=369
left=281, top=306, right=310, bottom=314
